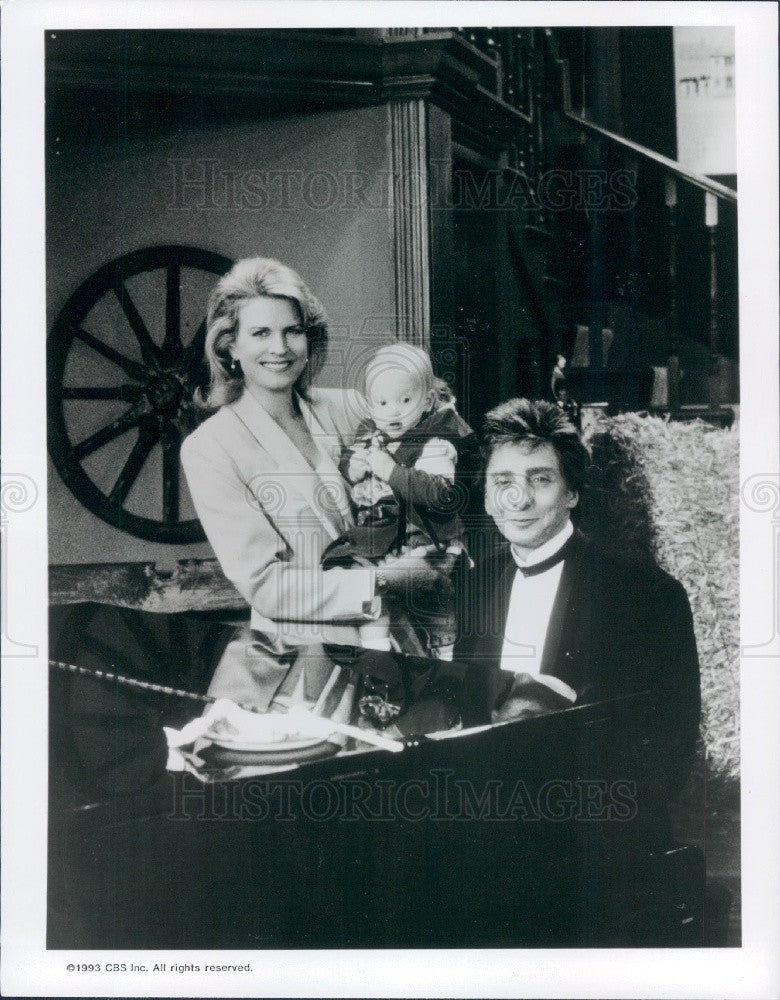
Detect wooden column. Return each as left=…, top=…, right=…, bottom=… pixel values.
left=665, top=175, right=680, bottom=413
left=390, top=99, right=431, bottom=347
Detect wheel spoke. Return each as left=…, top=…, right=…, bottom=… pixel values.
left=163, top=264, right=183, bottom=359
left=61, top=385, right=143, bottom=402
left=161, top=424, right=182, bottom=523
left=71, top=406, right=148, bottom=462
left=178, top=318, right=207, bottom=376
left=176, top=401, right=200, bottom=434
left=113, top=280, right=162, bottom=369
left=108, top=422, right=161, bottom=507
left=50, top=248, right=231, bottom=544
left=72, top=327, right=148, bottom=381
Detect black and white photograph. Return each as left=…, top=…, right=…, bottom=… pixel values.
left=1, top=2, right=778, bottom=997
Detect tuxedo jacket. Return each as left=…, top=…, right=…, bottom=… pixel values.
left=181, top=388, right=378, bottom=705
left=454, top=528, right=701, bottom=793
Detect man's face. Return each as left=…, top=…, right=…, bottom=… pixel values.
left=485, top=441, right=578, bottom=557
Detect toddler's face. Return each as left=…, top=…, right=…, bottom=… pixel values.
left=366, top=367, right=432, bottom=438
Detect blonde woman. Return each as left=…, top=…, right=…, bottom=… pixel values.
left=181, top=258, right=442, bottom=707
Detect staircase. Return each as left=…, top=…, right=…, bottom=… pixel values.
left=454, top=26, right=739, bottom=422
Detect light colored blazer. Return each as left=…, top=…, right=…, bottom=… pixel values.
left=181, top=387, right=375, bottom=703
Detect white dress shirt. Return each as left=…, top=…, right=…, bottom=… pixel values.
left=499, top=520, right=577, bottom=703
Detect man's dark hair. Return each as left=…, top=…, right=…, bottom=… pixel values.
left=482, top=398, right=590, bottom=496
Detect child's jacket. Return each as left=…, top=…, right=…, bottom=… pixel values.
left=326, top=405, right=478, bottom=562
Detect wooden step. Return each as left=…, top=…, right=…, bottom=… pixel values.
left=667, top=406, right=736, bottom=428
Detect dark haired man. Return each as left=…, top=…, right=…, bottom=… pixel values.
left=455, top=398, right=700, bottom=795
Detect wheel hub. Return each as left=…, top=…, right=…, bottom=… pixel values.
left=145, top=373, right=184, bottom=414
left=48, top=244, right=233, bottom=542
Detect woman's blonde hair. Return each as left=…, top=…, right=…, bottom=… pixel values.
left=200, top=257, right=329, bottom=408
left=364, top=342, right=454, bottom=409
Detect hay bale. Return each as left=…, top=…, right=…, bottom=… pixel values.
left=582, top=413, right=739, bottom=783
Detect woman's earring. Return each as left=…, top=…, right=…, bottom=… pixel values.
left=226, top=357, right=242, bottom=378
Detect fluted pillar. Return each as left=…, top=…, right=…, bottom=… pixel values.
left=389, top=99, right=431, bottom=347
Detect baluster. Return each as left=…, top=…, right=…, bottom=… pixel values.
left=524, top=35, right=534, bottom=184
left=622, top=154, right=640, bottom=385
left=586, top=138, right=606, bottom=373
left=533, top=35, right=546, bottom=227
left=510, top=29, right=521, bottom=107
left=384, top=27, right=423, bottom=39
left=498, top=31, right=509, bottom=104
left=515, top=29, right=525, bottom=109
left=665, top=175, right=680, bottom=413
left=487, top=29, right=503, bottom=101
left=705, top=191, right=720, bottom=410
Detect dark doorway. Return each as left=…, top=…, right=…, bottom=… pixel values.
left=452, top=160, right=503, bottom=430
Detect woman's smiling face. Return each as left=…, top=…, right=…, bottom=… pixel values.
left=230, top=296, right=308, bottom=397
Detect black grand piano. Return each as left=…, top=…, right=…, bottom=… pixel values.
left=49, top=603, right=711, bottom=950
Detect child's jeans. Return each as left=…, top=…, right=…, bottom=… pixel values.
left=386, top=544, right=462, bottom=660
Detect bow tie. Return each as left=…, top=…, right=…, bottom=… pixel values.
left=514, top=535, right=574, bottom=577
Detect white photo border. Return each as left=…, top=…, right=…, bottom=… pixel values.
left=2, top=2, right=778, bottom=997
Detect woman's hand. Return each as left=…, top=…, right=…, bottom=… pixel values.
left=366, top=447, right=396, bottom=482
left=347, top=449, right=370, bottom=483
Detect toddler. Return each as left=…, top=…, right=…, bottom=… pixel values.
left=323, top=343, right=477, bottom=659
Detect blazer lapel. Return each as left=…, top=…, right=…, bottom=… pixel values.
left=494, top=546, right=517, bottom=657
left=298, top=396, right=354, bottom=530
left=300, top=392, right=342, bottom=456
left=463, top=544, right=516, bottom=721
left=540, top=529, right=588, bottom=690
left=489, top=551, right=519, bottom=703
left=230, top=391, right=346, bottom=540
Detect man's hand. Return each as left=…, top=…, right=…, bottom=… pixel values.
left=377, top=546, right=456, bottom=597
left=366, top=447, right=396, bottom=483
left=491, top=673, right=574, bottom=723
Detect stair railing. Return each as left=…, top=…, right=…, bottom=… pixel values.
left=540, top=27, right=738, bottom=416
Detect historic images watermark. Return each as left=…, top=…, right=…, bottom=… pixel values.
left=1, top=474, right=39, bottom=657
left=741, top=473, right=780, bottom=657
left=170, top=769, right=638, bottom=823
left=167, top=159, right=638, bottom=214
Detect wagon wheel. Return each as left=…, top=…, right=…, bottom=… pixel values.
left=48, top=245, right=233, bottom=543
